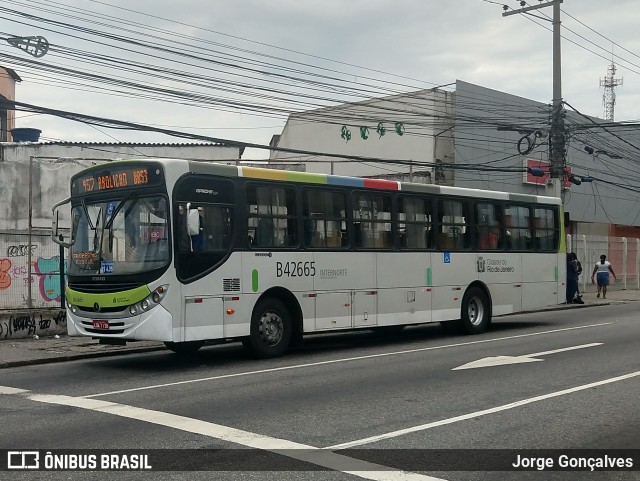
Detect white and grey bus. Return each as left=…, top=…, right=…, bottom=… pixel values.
left=52, top=159, right=566, bottom=358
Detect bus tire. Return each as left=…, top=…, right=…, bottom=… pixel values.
left=461, top=286, right=491, bottom=334
left=164, top=341, right=204, bottom=355
left=245, top=298, right=292, bottom=358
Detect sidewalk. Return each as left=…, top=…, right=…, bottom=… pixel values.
left=1, top=288, right=639, bottom=369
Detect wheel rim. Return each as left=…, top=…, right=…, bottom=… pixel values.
left=258, top=310, right=284, bottom=346
left=467, top=296, right=485, bottom=326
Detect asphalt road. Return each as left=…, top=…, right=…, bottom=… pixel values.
left=1, top=302, right=639, bottom=481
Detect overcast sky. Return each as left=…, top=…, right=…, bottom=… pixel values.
left=1, top=0, right=639, bottom=159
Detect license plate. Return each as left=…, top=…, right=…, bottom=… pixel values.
left=92, top=320, right=109, bottom=330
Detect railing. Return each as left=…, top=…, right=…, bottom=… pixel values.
left=567, top=234, right=640, bottom=292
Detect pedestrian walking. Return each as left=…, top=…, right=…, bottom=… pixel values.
left=591, top=254, right=616, bottom=299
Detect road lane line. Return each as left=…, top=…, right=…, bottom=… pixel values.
left=0, top=387, right=446, bottom=481
left=0, top=386, right=29, bottom=395
left=326, top=370, right=640, bottom=450
left=85, top=322, right=612, bottom=398
left=527, top=342, right=603, bottom=357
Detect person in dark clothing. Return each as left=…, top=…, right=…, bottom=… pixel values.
left=566, top=253, right=579, bottom=304
left=571, top=252, right=584, bottom=303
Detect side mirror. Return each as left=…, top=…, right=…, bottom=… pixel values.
left=51, top=197, right=75, bottom=248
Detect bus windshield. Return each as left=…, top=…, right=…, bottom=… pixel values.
left=68, top=194, right=170, bottom=276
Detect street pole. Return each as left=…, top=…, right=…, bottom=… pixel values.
left=550, top=0, right=564, bottom=198
left=503, top=0, right=565, bottom=199
left=28, top=155, right=33, bottom=310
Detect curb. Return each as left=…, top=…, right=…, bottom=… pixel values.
left=502, top=300, right=612, bottom=317
left=0, top=300, right=629, bottom=369
left=0, top=345, right=166, bottom=369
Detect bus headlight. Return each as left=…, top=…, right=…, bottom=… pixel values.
left=66, top=299, right=78, bottom=313
left=128, top=285, right=168, bottom=317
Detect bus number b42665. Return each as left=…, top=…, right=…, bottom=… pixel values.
left=276, top=261, right=316, bottom=277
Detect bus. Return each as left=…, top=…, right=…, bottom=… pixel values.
left=52, top=159, right=566, bottom=358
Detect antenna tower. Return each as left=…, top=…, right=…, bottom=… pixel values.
left=600, top=63, right=623, bottom=121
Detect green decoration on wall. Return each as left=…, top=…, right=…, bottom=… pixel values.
left=395, top=122, right=405, bottom=136
left=341, top=125, right=352, bottom=142
left=376, top=122, right=386, bottom=138
left=360, top=126, right=369, bottom=140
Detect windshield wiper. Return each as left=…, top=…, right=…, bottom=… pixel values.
left=92, top=207, right=103, bottom=253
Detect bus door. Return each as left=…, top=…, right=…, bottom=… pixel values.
left=177, top=200, right=231, bottom=342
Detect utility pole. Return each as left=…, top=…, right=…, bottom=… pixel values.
left=503, top=0, right=565, bottom=198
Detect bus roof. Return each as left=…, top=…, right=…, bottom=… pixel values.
left=104, top=158, right=561, bottom=206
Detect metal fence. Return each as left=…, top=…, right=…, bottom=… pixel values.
left=568, top=235, right=640, bottom=292
left=0, top=232, right=65, bottom=310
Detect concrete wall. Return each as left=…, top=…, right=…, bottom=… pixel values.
left=270, top=89, right=454, bottom=178
left=0, top=309, right=66, bottom=340
left=0, top=143, right=242, bottom=231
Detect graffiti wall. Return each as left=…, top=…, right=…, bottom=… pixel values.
left=0, top=233, right=64, bottom=310
left=0, top=310, right=67, bottom=339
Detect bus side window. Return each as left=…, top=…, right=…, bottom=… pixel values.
left=476, top=203, right=503, bottom=250
left=256, top=217, right=274, bottom=247
left=439, top=199, right=471, bottom=250
left=505, top=205, right=531, bottom=251
left=247, top=185, right=297, bottom=248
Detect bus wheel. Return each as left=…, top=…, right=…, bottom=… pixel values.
left=245, top=298, right=292, bottom=358
left=461, top=286, right=491, bottom=334
left=164, top=341, right=204, bottom=355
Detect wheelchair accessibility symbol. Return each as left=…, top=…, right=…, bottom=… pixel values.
left=443, top=252, right=451, bottom=264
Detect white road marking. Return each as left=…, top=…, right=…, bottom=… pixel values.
left=452, top=342, right=603, bottom=370
left=0, top=386, right=28, bottom=395
left=0, top=387, right=446, bottom=481
left=326, top=370, right=640, bottom=450
left=85, top=322, right=612, bottom=398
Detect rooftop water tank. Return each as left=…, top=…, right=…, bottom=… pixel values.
left=11, top=128, right=41, bottom=142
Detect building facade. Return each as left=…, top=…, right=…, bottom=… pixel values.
left=270, top=80, right=640, bottom=240
left=0, top=141, right=243, bottom=232
left=0, top=66, right=21, bottom=143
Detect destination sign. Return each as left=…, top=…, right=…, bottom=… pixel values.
left=72, top=164, right=163, bottom=195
